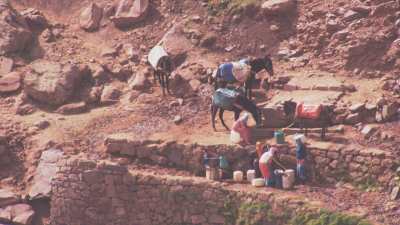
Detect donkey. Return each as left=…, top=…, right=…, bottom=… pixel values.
left=209, top=55, right=274, bottom=100
left=282, top=100, right=334, bottom=140
left=152, top=56, right=174, bottom=96
left=211, top=89, right=262, bottom=131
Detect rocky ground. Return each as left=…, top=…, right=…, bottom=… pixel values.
left=0, top=0, right=400, bottom=224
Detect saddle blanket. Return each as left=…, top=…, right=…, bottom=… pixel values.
left=213, top=88, right=240, bottom=110
left=148, top=45, right=169, bottom=69
left=296, top=103, right=322, bottom=119
left=216, top=59, right=251, bottom=83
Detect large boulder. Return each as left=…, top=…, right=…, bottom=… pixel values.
left=79, top=3, right=103, bottom=31
left=23, top=60, right=81, bottom=106
left=262, top=0, right=296, bottom=14
left=28, top=148, right=63, bottom=200
left=0, top=189, right=20, bottom=208
left=0, top=204, right=35, bottom=225
left=0, top=0, right=32, bottom=55
left=20, top=8, right=48, bottom=28
left=157, top=23, right=192, bottom=67
left=111, top=0, right=149, bottom=28
left=0, top=72, right=21, bottom=93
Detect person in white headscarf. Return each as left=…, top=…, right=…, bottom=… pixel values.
left=230, top=112, right=251, bottom=145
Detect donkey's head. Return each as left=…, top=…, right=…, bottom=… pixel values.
left=283, top=99, right=297, bottom=117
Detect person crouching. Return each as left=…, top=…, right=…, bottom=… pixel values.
left=230, top=113, right=252, bottom=145
left=259, top=146, right=278, bottom=187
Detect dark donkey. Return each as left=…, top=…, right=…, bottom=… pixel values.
left=209, top=55, right=274, bottom=100
left=283, top=100, right=334, bottom=140
left=148, top=45, right=174, bottom=96
left=153, top=56, right=174, bottom=96
left=211, top=89, right=261, bottom=131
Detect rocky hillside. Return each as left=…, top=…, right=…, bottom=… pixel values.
left=0, top=0, right=399, bottom=225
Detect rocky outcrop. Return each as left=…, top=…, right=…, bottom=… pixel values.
left=0, top=56, right=13, bottom=75
left=0, top=189, right=20, bottom=208
left=111, top=0, right=149, bottom=28
left=23, top=60, right=81, bottom=106
left=0, top=204, right=35, bottom=225
left=56, top=102, right=87, bottom=115
left=262, top=0, right=296, bottom=14
left=79, top=3, right=103, bottom=31
left=0, top=0, right=32, bottom=55
left=20, top=8, right=48, bottom=28
left=0, top=72, right=21, bottom=93
left=28, top=148, right=64, bottom=200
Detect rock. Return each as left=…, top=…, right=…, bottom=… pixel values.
left=349, top=103, right=365, bottom=113
left=128, top=71, right=150, bottom=91
left=173, top=115, right=182, bottom=124
left=80, top=3, right=103, bottom=31
left=20, top=8, right=48, bottom=28
left=101, top=47, right=119, bottom=58
left=262, top=0, right=296, bottom=14
left=111, top=0, right=149, bottom=28
left=34, top=120, right=50, bottom=130
left=189, top=79, right=201, bottom=92
left=24, top=60, right=81, bottom=106
left=157, top=23, right=192, bottom=67
left=0, top=0, right=32, bottom=55
left=100, top=84, right=122, bottom=104
left=89, top=64, right=108, bottom=85
left=0, top=189, right=20, bottom=208
left=29, top=148, right=64, bottom=200
left=104, top=3, right=116, bottom=17
left=361, top=125, right=379, bottom=139
left=343, top=10, right=362, bottom=22
left=0, top=72, right=21, bottom=93
left=0, top=204, right=35, bottom=225
left=200, top=33, right=217, bottom=48
left=326, top=19, right=342, bottom=33
left=345, top=113, right=361, bottom=125
left=382, top=102, right=399, bottom=121
left=0, top=57, right=14, bottom=75
left=391, top=186, right=400, bottom=200
left=40, top=28, right=55, bottom=43
left=85, top=86, right=103, bottom=104
left=56, top=102, right=87, bottom=115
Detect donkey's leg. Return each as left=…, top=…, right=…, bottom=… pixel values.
left=219, top=109, right=230, bottom=131
left=166, top=73, right=171, bottom=95
left=153, top=70, right=158, bottom=85
left=234, top=109, right=241, bottom=121
left=211, top=104, right=218, bottom=131
left=160, top=73, right=166, bottom=96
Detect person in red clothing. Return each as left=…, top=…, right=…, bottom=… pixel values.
left=230, top=113, right=251, bottom=145
left=259, top=146, right=278, bottom=187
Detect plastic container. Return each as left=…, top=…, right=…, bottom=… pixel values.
left=252, top=178, right=265, bottom=187
left=206, top=166, right=220, bottom=181
left=247, top=170, right=255, bottom=183
left=233, top=171, right=243, bottom=182
left=282, top=169, right=295, bottom=189
left=274, top=130, right=285, bottom=144
left=230, top=131, right=241, bottom=144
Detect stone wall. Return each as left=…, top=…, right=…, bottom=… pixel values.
left=51, top=158, right=357, bottom=225
left=104, top=134, right=398, bottom=188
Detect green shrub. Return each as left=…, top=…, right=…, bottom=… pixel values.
left=290, top=210, right=372, bottom=225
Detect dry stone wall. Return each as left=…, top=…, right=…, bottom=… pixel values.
left=51, top=158, right=334, bottom=225
left=104, top=134, right=398, bottom=188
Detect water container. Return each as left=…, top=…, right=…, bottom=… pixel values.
left=206, top=166, right=220, bottom=181
left=233, top=171, right=243, bottom=182
left=282, top=169, right=295, bottom=189
left=247, top=170, right=255, bottom=183
left=230, top=131, right=241, bottom=144
left=274, top=130, right=285, bottom=144
left=252, top=178, right=265, bottom=187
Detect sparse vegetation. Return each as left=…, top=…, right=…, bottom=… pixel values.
left=207, top=0, right=263, bottom=15
left=290, top=210, right=372, bottom=225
